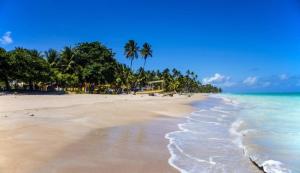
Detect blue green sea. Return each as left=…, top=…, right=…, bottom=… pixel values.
left=166, top=93, right=300, bottom=173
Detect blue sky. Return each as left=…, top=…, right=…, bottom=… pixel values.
left=1, top=0, right=300, bottom=92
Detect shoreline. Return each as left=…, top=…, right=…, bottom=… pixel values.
left=0, top=94, right=205, bottom=173
left=165, top=96, right=264, bottom=173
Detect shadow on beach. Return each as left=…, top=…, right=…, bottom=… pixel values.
left=0, top=90, right=66, bottom=96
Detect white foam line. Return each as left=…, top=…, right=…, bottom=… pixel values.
left=219, top=96, right=240, bottom=106
left=165, top=115, right=218, bottom=173
left=177, top=123, right=200, bottom=135
left=209, top=156, right=222, bottom=165
left=261, top=160, right=292, bottom=173
left=187, top=116, right=222, bottom=125
left=197, top=120, right=220, bottom=125
left=229, top=119, right=245, bottom=149
left=190, top=111, right=213, bottom=116
left=247, top=143, right=292, bottom=173
left=166, top=133, right=215, bottom=165
left=166, top=141, right=190, bottom=173
left=164, top=99, right=242, bottom=173
left=178, top=123, right=192, bottom=132
left=210, top=107, right=231, bottom=114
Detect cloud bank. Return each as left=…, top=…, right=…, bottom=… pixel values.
left=0, top=31, right=13, bottom=45
left=202, top=73, right=235, bottom=87
left=203, top=73, right=227, bottom=84
left=243, top=76, right=257, bottom=86
left=202, top=72, right=300, bottom=92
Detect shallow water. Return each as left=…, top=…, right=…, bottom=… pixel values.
left=224, top=93, right=300, bottom=173
left=166, top=97, right=260, bottom=173
left=166, top=93, right=300, bottom=173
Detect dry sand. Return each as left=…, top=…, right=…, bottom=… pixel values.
left=0, top=94, right=206, bottom=173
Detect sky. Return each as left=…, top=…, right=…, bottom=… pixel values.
left=1, top=0, right=300, bottom=92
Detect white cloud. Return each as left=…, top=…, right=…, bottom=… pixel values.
left=203, top=73, right=227, bottom=84
left=279, top=74, right=288, bottom=80
left=243, top=76, right=257, bottom=86
left=202, top=73, right=235, bottom=87
left=0, top=31, right=13, bottom=45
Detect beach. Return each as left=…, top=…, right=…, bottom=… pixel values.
left=1, top=0, right=297, bottom=172
left=0, top=94, right=205, bottom=173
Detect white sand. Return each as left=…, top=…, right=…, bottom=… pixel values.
left=0, top=94, right=205, bottom=173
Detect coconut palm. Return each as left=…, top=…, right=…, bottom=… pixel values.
left=60, top=46, right=75, bottom=74
left=124, top=40, right=139, bottom=70
left=45, top=49, right=59, bottom=68
left=140, top=43, right=152, bottom=69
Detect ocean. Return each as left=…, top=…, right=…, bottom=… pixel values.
left=166, top=93, right=300, bottom=173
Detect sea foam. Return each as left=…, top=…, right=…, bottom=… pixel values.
left=165, top=96, right=258, bottom=173
left=166, top=94, right=297, bottom=173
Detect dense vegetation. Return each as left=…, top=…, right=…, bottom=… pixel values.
left=0, top=41, right=221, bottom=94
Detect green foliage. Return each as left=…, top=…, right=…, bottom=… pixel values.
left=0, top=41, right=221, bottom=93
left=45, top=49, right=60, bottom=68
left=140, top=43, right=152, bottom=69
left=8, top=48, right=50, bottom=90
left=71, top=42, right=117, bottom=84
left=0, top=47, right=11, bottom=90
left=124, top=40, right=139, bottom=69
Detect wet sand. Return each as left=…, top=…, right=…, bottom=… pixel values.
left=0, top=94, right=205, bottom=173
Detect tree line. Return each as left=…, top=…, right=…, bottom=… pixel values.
left=0, top=40, right=221, bottom=93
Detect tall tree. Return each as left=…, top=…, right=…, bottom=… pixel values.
left=140, top=43, right=152, bottom=69
left=60, top=46, right=75, bottom=74
left=9, top=48, right=50, bottom=90
left=0, top=48, right=11, bottom=90
left=45, top=49, right=60, bottom=68
left=73, top=42, right=116, bottom=85
left=124, top=40, right=139, bottom=70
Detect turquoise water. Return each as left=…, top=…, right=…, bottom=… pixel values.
left=166, top=93, right=300, bottom=173
left=225, top=93, right=300, bottom=173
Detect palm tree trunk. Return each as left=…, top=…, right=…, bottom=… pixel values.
left=29, top=80, right=33, bottom=91
left=130, top=59, right=133, bottom=70
left=4, top=77, right=10, bottom=91
left=143, top=59, right=146, bottom=70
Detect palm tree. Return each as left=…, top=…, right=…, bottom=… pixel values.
left=0, top=48, right=10, bottom=90
left=60, top=46, right=75, bottom=74
left=172, top=68, right=181, bottom=79
left=124, top=40, right=139, bottom=70
left=140, top=43, right=152, bottom=70
left=45, top=49, right=59, bottom=68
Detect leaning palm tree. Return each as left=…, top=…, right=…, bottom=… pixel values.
left=60, top=46, right=75, bottom=74
left=124, top=40, right=139, bottom=70
left=140, top=43, right=152, bottom=70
